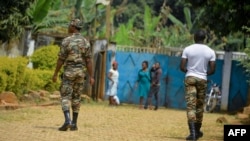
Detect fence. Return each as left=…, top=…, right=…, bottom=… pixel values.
left=116, top=45, right=248, bottom=59
left=106, top=45, right=249, bottom=111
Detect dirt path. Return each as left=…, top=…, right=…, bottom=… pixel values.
left=0, top=103, right=230, bottom=141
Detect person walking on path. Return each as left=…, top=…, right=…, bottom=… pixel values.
left=180, top=29, right=216, bottom=140
left=144, top=62, right=162, bottom=110
left=135, top=61, right=151, bottom=109
left=107, top=61, right=119, bottom=106
left=52, top=19, right=94, bottom=131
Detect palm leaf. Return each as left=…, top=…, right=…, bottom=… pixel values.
left=168, top=13, right=184, bottom=28
left=183, top=7, right=192, bottom=31
left=27, top=0, right=53, bottom=23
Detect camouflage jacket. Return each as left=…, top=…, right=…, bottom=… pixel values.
left=58, top=33, right=91, bottom=68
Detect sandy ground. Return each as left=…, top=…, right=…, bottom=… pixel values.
left=0, top=102, right=231, bottom=141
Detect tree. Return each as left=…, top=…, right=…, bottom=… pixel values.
left=187, top=0, right=250, bottom=36
left=112, top=0, right=156, bottom=29
left=0, top=0, right=33, bottom=42
left=26, top=0, right=54, bottom=34
left=27, top=0, right=79, bottom=36
left=240, top=27, right=250, bottom=82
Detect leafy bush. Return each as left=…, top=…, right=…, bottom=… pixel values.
left=12, top=57, right=30, bottom=95
left=240, top=47, right=250, bottom=82
left=31, top=45, right=59, bottom=70
left=0, top=72, right=7, bottom=92
left=23, top=68, right=60, bottom=92
left=0, top=57, right=28, bottom=95
left=239, top=27, right=250, bottom=83
left=0, top=56, right=60, bottom=98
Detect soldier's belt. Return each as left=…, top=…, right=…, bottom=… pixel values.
left=65, top=64, right=84, bottom=68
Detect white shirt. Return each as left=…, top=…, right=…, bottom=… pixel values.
left=109, top=68, right=119, bottom=83
left=106, top=68, right=119, bottom=96
left=182, top=43, right=216, bottom=80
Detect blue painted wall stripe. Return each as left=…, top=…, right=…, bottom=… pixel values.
left=106, top=51, right=249, bottom=111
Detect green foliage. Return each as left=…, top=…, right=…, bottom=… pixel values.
left=31, top=45, right=59, bottom=70
left=26, top=0, right=69, bottom=34
left=240, top=47, right=250, bottom=83
left=36, top=8, right=72, bottom=34
left=0, top=56, right=60, bottom=97
left=29, top=44, right=61, bottom=92
left=187, top=0, right=250, bottom=36
left=113, top=5, right=157, bottom=46
left=143, top=6, right=161, bottom=44
left=162, top=6, right=194, bottom=47
left=183, top=7, right=192, bottom=30
left=0, top=0, right=33, bottom=42
left=23, top=68, right=60, bottom=92
left=26, top=0, right=102, bottom=36
left=166, top=6, right=195, bottom=33
left=0, top=72, right=7, bottom=92
left=26, top=0, right=53, bottom=24
left=0, top=57, right=28, bottom=92
left=12, top=57, right=29, bottom=96
left=158, top=26, right=193, bottom=48
left=51, top=0, right=61, bottom=10
left=92, top=1, right=110, bottom=38
left=112, top=0, right=155, bottom=29
left=75, top=0, right=83, bottom=19
left=112, top=14, right=139, bottom=46
left=0, top=45, right=61, bottom=97
left=0, top=57, right=28, bottom=96
left=112, top=4, right=193, bottom=47
left=239, top=27, right=250, bottom=83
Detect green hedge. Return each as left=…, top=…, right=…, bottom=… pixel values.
left=23, top=68, right=60, bottom=93
left=0, top=45, right=60, bottom=98
left=31, top=45, right=59, bottom=70
left=0, top=72, right=7, bottom=92
left=0, top=57, right=28, bottom=95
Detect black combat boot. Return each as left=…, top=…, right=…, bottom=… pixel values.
left=186, top=122, right=197, bottom=141
left=70, top=112, right=78, bottom=131
left=195, top=123, right=203, bottom=138
left=58, top=110, right=71, bottom=131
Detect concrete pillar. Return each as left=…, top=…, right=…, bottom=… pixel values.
left=220, top=51, right=232, bottom=111
left=19, top=26, right=32, bottom=56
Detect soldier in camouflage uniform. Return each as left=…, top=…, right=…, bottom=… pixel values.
left=52, top=19, right=94, bottom=131
left=180, top=29, right=216, bottom=140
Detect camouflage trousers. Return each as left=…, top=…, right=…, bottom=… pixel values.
left=184, top=76, right=207, bottom=123
left=60, top=67, right=85, bottom=113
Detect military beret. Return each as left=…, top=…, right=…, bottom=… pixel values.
left=69, top=19, right=83, bottom=29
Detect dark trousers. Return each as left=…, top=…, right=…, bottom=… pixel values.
left=144, top=86, right=160, bottom=108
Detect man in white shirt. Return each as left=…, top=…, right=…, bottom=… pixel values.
left=180, top=29, right=216, bottom=140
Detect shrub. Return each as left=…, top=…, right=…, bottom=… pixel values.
left=31, top=45, right=59, bottom=70
left=0, top=57, right=28, bottom=95
left=0, top=56, right=60, bottom=98
left=240, top=47, right=250, bottom=83
left=239, top=27, right=250, bottom=83
left=22, top=68, right=59, bottom=92
left=0, top=72, right=7, bottom=92
left=12, top=57, right=30, bottom=95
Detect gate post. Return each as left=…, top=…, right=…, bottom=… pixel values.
left=220, top=51, right=232, bottom=111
